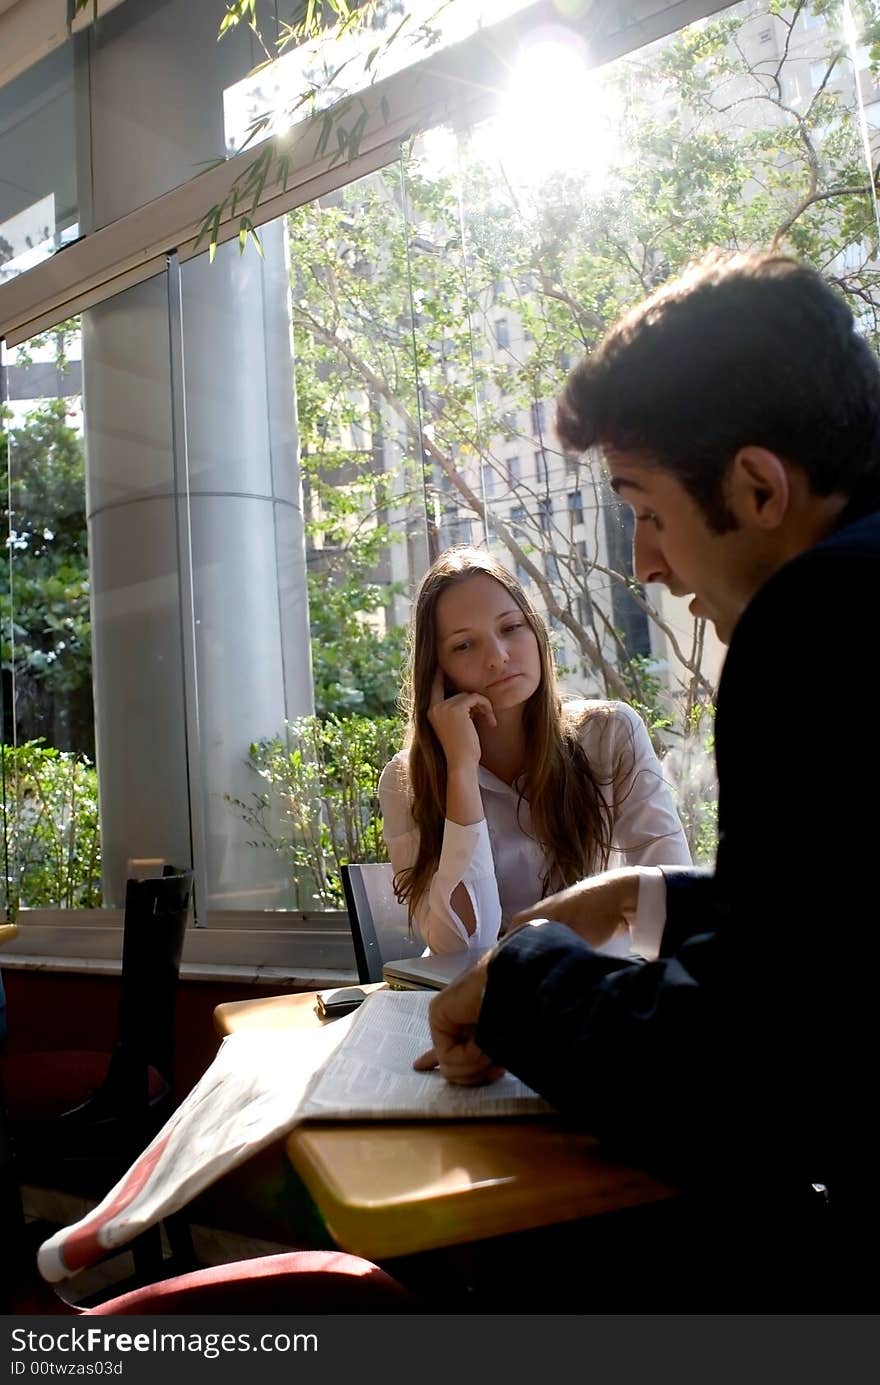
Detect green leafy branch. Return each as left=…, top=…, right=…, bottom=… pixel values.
left=195, top=1, right=454, bottom=255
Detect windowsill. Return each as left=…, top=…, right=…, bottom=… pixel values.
left=0, top=951, right=358, bottom=988
left=0, top=908, right=358, bottom=981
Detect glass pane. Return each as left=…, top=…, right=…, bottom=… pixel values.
left=0, top=1, right=297, bottom=281
left=85, top=0, right=269, bottom=230
left=223, top=0, right=536, bottom=153
left=6, top=0, right=876, bottom=921
left=288, top=0, right=880, bottom=870
left=1, top=267, right=195, bottom=917
left=410, top=0, right=880, bottom=860
left=1, top=321, right=96, bottom=910
left=0, top=45, right=79, bottom=284
left=179, top=174, right=422, bottom=914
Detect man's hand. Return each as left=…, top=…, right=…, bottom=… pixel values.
left=413, top=952, right=504, bottom=1086
left=512, top=867, right=640, bottom=948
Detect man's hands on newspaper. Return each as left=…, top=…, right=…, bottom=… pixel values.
left=414, top=868, right=640, bottom=1086
left=413, top=951, right=503, bottom=1086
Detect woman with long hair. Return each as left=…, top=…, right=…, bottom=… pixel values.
left=378, top=547, right=691, bottom=954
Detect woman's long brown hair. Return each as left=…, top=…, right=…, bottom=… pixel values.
left=392, top=547, right=617, bottom=923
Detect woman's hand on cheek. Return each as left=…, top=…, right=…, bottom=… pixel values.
left=428, top=669, right=496, bottom=770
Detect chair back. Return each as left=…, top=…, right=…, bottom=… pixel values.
left=0, top=1072, right=26, bottom=1312
left=113, top=866, right=193, bottom=1104
left=341, top=863, right=424, bottom=983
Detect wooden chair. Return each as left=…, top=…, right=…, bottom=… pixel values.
left=341, top=862, right=424, bottom=983
left=0, top=867, right=195, bottom=1279
left=1, top=1083, right=416, bottom=1313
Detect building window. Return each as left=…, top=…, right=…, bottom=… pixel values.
left=496, top=318, right=510, bottom=349
left=568, top=490, right=584, bottom=531
left=530, top=400, right=546, bottom=434
left=811, top=61, right=829, bottom=92
left=444, top=516, right=472, bottom=548
left=507, top=455, right=521, bottom=483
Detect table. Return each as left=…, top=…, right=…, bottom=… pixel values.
left=214, top=984, right=383, bottom=1036
left=213, top=986, right=675, bottom=1262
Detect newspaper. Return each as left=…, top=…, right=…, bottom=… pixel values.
left=38, top=990, right=551, bottom=1283
left=300, top=989, right=550, bottom=1119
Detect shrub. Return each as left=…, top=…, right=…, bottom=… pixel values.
left=226, top=713, right=403, bottom=908
left=0, top=740, right=102, bottom=915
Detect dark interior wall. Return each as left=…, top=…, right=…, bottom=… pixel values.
left=0, top=968, right=310, bottom=1102
left=0, top=967, right=331, bottom=1247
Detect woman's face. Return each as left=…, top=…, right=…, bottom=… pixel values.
left=434, top=574, right=542, bottom=710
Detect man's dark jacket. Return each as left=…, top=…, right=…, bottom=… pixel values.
left=476, top=504, right=880, bottom=1299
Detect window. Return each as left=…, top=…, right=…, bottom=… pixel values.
left=6, top=0, right=879, bottom=954
left=2, top=324, right=96, bottom=910
left=444, top=516, right=473, bottom=548
left=0, top=47, right=78, bottom=284
left=508, top=504, right=530, bottom=586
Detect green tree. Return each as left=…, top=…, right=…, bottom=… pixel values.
left=282, top=0, right=880, bottom=859
left=308, top=569, right=407, bottom=717
left=1, top=327, right=93, bottom=756
left=58, top=0, right=880, bottom=871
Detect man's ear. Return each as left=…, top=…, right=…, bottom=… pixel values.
left=728, top=446, right=790, bottom=529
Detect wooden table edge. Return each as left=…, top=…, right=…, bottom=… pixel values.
left=213, top=982, right=386, bottom=1037
left=286, top=1118, right=676, bottom=1262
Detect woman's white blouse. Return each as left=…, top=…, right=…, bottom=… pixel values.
left=377, top=700, right=692, bottom=954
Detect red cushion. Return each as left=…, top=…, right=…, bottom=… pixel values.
left=87, top=1251, right=419, bottom=1314
left=1, top=1051, right=165, bottom=1121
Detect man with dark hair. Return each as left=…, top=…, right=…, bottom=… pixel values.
left=415, top=251, right=880, bottom=1309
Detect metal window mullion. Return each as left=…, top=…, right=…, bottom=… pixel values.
left=166, top=251, right=209, bottom=927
